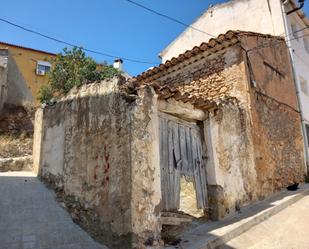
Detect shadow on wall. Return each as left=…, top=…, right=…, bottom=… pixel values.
left=6, top=54, right=33, bottom=108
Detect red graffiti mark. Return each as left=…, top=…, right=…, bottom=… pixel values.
left=94, top=165, right=99, bottom=180
left=102, top=145, right=110, bottom=187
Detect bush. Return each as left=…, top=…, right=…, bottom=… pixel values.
left=38, top=47, right=120, bottom=103
left=38, top=84, right=53, bottom=104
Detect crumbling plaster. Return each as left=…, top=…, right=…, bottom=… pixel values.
left=145, top=44, right=258, bottom=219
left=243, top=35, right=306, bottom=196
left=34, top=78, right=163, bottom=248
left=142, top=35, right=305, bottom=220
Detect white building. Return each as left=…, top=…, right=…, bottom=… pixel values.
left=160, top=0, right=309, bottom=168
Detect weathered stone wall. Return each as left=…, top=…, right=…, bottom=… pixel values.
left=144, top=45, right=257, bottom=220
left=242, top=36, right=305, bottom=197
left=204, top=105, right=257, bottom=219
left=141, top=36, right=305, bottom=220
left=130, top=86, right=162, bottom=247
left=34, top=78, right=162, bottom=248
left=150, top=46, right=248, bottom=106
left=37, top=79, right=132, bottom=248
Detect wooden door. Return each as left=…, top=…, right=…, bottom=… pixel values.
left=159, top=113, right=208, bottom=211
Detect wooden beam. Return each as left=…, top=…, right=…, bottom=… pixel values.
left=158, top=99, right=206, bottom=121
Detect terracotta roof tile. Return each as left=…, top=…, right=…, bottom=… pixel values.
left=135, top=30, right=283, bottom=82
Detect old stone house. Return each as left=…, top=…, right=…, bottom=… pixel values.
left=33, top=31, right=305, bottom=248
left=159, top=0, right=309, bottom=168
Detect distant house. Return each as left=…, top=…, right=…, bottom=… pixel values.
left=0, top=43, right=56, bottom=166
left=0, top=42, right=56, bottom=113
left=159, top=0, right=309, bottom=171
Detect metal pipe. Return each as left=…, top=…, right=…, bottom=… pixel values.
left=287, top=0, right=305, bottom=15
left=282, top=0, right=309, bottom=173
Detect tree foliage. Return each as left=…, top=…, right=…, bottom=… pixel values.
left=38, top=47, right=120, bottom=103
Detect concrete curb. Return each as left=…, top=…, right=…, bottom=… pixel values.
left=207, top=188, right=309, bottom=249
left=167, top=185, right=309, bottom=249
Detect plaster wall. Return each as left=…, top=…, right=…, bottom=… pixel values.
left=33, top=108, right=43, bottom=175
left=6, top=55, right=33, bottom=108
left=285, top=10, right=309, bottom=124
left=205, top=105, right=257, bottom=219
left=130, top=87, right=162, bottom=247
left=160, top=0, right=284, bottom=62
left=34, top=79, right=162, bottom=248
left=37, top=79, right=132, bottom=247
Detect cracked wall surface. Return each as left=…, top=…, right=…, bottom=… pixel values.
left=34, top=78, right=161, bottom=248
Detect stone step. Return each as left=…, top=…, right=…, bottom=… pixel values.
left=0, top=156, right=33, bottom=172
left=165, top=184, right=309, bottom=249
left=161, top=212, right=193, bottom=225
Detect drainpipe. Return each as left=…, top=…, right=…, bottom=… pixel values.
left=281, top=0, right=309, bottom=173
left=286, top=0, right=305, bottom=15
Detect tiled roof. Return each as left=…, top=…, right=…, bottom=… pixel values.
left=0, top=41, right=56, bottom=56
left=135, top=30, right=283, bottom=82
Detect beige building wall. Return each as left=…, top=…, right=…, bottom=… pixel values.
left=160, top=0, right=309, bottom=166
left=160, top=0, right=285, bottom=62
left=0, top=42, right=55, bottom=107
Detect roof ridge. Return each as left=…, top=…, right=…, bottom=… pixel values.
left=0, top=41, right=57, bottom=56
left=135, top=30, right=283, bottom=82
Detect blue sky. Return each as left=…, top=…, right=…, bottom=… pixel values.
left=1, top=0, right=308, bottom=76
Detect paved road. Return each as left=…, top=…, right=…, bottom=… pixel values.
left=0, top=171, right=108, bottom=249
left=220, top=194, right=309, bottom=249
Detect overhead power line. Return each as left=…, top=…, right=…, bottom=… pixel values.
left=125, top=0, right=216, bottom=38
left=0, top=17, right=157, bottom=65
left=244, top=27, right=309, bottom=53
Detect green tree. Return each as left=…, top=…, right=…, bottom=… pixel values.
left=38, top=47, right=120, bottom=103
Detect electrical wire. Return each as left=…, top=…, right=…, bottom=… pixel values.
left=0, top=17, right=157, bottom=65
left=1, top=9, right=309, bottom=65
left=125, top=0, right=216, bottom=38
left=244, top=31, right=309, bottom=53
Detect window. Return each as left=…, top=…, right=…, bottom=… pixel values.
left=300, top=77, right=309, bottom=96
left=304, top=36, right=309, bottom=54
left=36, top=61, right=51, bottom=75
left=291, top=23, right=300, bottom=41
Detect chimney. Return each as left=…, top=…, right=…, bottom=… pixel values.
left=113, top=58, right=123, bottom=71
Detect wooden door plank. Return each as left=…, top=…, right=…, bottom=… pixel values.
left=179, top=125, right=188, bottom=174
left=160, top=117, right=169, bottom=211
left=172, top=122, right=181, bottom=208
